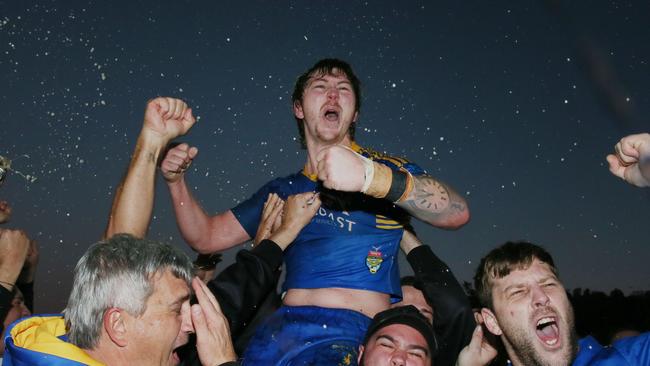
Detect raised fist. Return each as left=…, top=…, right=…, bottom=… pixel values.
left=606, top=133, right=650, bottom=187
left=142, top=97, right=196, bottom=145
left=160, top=143, right=199, bottom=183
left=316, top=145, right=365, bottom=192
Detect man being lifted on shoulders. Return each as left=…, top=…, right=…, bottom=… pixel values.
left=162, top=59, right=470, bottom=364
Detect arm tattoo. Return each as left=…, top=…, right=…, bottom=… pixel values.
left=410, top=175, right=450, bottom=212
left=398, top=174, right=467, bottom=224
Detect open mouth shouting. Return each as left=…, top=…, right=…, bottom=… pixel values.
left=535, top=315, right=561, bottom=349
left=322, top=105, right=340, bottom=122
left=171, top=335, right=191, bottom=365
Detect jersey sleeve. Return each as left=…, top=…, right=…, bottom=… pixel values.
left=356, top=145, right=426, bottom=176
left=231, top=176, right=294, bottom=238
left=231, top=183, right=274, bottom=238
left=375, top=156, right=425, bottom=176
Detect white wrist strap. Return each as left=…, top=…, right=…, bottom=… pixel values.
left=359, top=153, right=375, bottom=193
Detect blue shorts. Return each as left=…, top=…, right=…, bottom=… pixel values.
left=241, top=305, right=372, bottom=366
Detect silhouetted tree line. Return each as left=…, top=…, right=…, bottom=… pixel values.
left=570, top=288, right=650, bottom=344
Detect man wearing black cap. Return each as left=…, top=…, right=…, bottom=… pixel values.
left=358, top=305, right=437, bottom=366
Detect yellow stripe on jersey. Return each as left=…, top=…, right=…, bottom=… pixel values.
left=351, top=142, right=410, bottom=169
left=377, top=225, right=403, bottom=230
left=376, top=218, right=400, bottom=225
left=376, top=214, right=402, bottom=230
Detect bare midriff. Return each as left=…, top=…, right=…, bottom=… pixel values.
left=283, top=287, right=391, bottom=319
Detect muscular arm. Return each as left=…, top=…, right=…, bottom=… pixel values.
left=397, top=174, right=469, bottom=229
left=315, top=145, right=469, bottom=230
left=166, top=177, right=250, bottom=254
left=104, top=97, right=196, bottom=239
left=0, top=229, right=30, bottom=334
left=105, top=136, right=163, bottom=238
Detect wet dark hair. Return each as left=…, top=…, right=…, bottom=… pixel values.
left=291, top=58, right=361, bottom=148
left=474, top=241, right=558, bottom=309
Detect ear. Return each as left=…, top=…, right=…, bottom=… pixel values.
left=103, top=307, right=128, bottom=347
left=357, top=344, right=365, bottom=365
left=293, top=100, right=304, bottom=119
left=352, top=111, right=359, bottom=122
left=480, top=308, right=503, bottom=336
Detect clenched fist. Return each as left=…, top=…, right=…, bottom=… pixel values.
left=316, top=145, right=366, bottom=192
left=606, top=133, right=650, bottom=188
left=141, top=97, right=196, bottom=145
left=161, top=143, right=199, bottom=183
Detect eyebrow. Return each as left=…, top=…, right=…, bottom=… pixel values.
left=376, top=335, right=429, bottom=356
left=309, top=77, right=352, bottom=85
left=502, top=283, right=526, bottom=294
left=502, top=275, right=559, bottom=293
left=169, top=293, right=190, bottom=309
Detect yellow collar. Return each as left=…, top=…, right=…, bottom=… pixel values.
left=10, top=316, right=105, bottom=366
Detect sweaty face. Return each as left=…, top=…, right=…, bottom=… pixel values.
left=293, top=70, right=358, bottom=148
left=358, top=324, right=431, bottom=366
left=485, top=259, right=578, bottom=366
left=393, top=286, right=433, bottom=324
left=125, top=270, right=193, bottom=366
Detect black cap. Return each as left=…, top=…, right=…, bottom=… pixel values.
left=364, top=305, right=438, bottom=357
left=193, top=253, right=223, bottom=270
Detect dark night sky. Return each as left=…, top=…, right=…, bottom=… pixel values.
left=1, top=1, right=649, bottom=312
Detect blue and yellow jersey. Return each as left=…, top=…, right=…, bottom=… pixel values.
left=4, top=315, right=104, bottom=366
left=232, top=143, right=424, bottom=301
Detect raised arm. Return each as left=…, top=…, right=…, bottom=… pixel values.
left=316, top=145, right=469, bottom=229
left=401, top=229, right=476, bottom=366
left=0, top=228, right=30, bottom=335
left=160, top=143, right=250, bottom=253
left=104, top=97, right=196, bottom=238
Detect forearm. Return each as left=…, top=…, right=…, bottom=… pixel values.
left=0, top=258, right=26, bottom=291
left=408, top=245, right=476, bottom=366
left=105, top=135, right=164, bottom=238
left=167, top=177, right=214, bottom=249
left=397, top=174, right=469, bottom=229
left=0, top=265, right=22, bottom=291
left=168, top=180, right=248, bottom=253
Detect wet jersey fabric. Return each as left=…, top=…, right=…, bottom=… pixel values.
left=241, top=305, right=371, bottom=366
left=232, top=142, right=424, bottom=301
left=4, top=315, right=104, bottom=366
left=572, top=333, right=650, bottom=365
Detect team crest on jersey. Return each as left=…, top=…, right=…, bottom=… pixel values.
left=366, top=247, right=384, bottom=274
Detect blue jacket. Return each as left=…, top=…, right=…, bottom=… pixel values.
left=573, top=332, right=650, bottom=365
left=3, top=315, right=104, bottom=366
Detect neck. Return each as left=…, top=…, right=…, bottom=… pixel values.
left=304, top=136, right=353, bottom=174
left=85, top=342, right=125, bottom=365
